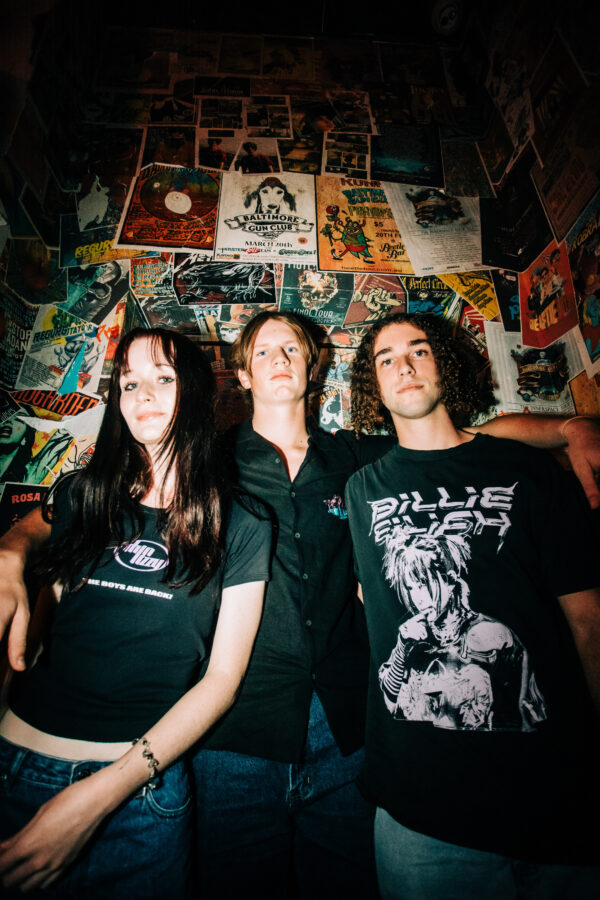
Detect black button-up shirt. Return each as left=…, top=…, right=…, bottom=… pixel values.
left=202, top=420, right=393, bottom=762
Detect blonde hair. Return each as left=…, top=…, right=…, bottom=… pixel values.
left=229, top=311, right=319, bottom=375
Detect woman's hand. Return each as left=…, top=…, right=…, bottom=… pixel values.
left=0, top=773, right=109, bottom=893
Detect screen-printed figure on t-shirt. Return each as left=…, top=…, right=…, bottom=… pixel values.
left=375, top=525, right=547, bottom=732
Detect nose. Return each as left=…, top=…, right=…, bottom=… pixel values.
left=138, top=379, right=156, bottom=401
left=272, top=346, right=290, bottom=366
left=398, top=355, right=415, bottom=376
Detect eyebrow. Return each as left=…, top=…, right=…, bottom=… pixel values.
left=120, top=362, right=175, bottom=376
left=253, top=338, right=300, bottom=350
left=374, top=338, right=430, bottom=360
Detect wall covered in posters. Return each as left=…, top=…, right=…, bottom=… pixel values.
left=1, top=0, right=599, bottom=528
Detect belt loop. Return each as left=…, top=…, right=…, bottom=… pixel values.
left=0, top=743, right=29, bottom=791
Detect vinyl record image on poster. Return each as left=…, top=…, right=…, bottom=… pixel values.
left=116, top=163, right=220, bottom=251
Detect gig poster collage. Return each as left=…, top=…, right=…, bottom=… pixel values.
left=1, top=0, right=599, bottom=532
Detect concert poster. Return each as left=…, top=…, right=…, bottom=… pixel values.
left=316, top=176, right=413, bottom=275
left=485, top=320, right=581, bottom=415
left=174, top=258, right=275, bottom=306
left=214, top=172, right=317, bottom=265
left=59, top=214, right=152, bottom=268
left=343, top=274, right=406, bottom=326
left=386, top=183, right=483, bottom=276
left=116, top=163, right=221, bottom=252
left=370, top=124, right=444, bottom=187
left=566, top=191, right=600, bottom=376
left=519, top=241, right=579, bottom=349
left=279, top=264, right=354, bottom=326
left=492, top=269, right=521, bottom=334
left=130, top=253, right=175, bottom=298
left=439, top=271, right=499, bottom=321
left=402, top=275, right=461, bottom=324
left=0, top=483, right=50, bottom=536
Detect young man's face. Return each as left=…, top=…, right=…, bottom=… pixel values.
left=237, top=318, right=309, bottom=408
left=373, top=321, right=442, bottom=423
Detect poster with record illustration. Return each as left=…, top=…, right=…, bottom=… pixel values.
left=116, top=164, right=221, bottom=252
left=214, top=172, right=317, bottom=265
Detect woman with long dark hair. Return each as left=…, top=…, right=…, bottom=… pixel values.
left=0, top=327, right=270, bottom=897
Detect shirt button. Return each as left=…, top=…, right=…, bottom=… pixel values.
left=275, top=458, right=281, bottom=464
left=305, top=619, right=312, bottom=627
left=302, top=573, right=308, bottom=580
left=311, top=673, right=316, bottom=681
left=294, top=532, right=301, bottom=539
left=290, top=490, right=296, bottom=498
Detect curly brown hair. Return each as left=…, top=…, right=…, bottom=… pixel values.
left=350, top=312, right=492, bottom=434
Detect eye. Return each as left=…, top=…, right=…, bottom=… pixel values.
left=122, top=381, right=137, bottom=391
left=413, top=348, right=429, bottom=358
left=255, top=349, right=267, bottom=357
left=287, top=345, right=299, bottom=353
left=158, top=375, right=175, bottom=384
left=377, top=356, right=392, bottom=367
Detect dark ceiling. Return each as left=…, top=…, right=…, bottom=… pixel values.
left=99, top=0, right=447, bottom=41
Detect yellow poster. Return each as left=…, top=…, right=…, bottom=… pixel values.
left=316, top=176, right=413, bottom=275
left=439, top=271, right=499, bottom=320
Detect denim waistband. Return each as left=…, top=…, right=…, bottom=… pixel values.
left=0, top=735, right=185, bottom=793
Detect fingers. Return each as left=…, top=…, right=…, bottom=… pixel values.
left=0, top=837, right=63, bottom=893
left=1, top=856, right=58, bottom=893
left=7, top=602, right=30, bottom=672
left=570, top=458, right=600, bottom=510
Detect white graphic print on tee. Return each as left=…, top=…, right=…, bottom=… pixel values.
left=367, top=482, right=547, bottom=732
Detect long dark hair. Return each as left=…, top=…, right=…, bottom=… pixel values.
left=39, top=328, right=227, bottom=593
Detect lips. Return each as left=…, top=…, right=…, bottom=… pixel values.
left=136, top=411, right=164, bottom=421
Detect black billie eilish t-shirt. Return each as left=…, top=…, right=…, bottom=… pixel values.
left=345, top=434, right=599, bottom=863
left=11, top=478, right=271, bottom=742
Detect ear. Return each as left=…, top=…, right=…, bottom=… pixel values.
left=237, top=368, right=251, bottom=390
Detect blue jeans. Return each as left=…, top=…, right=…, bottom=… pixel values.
left=192, top=692, right=379, bottom=899
left=375, top=807, right=600, bottom=900
left=0, top=737, right=193, bottom=900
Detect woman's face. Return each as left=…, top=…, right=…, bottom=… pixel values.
left=405, top=570, right=455, bottom=622
left=0, top=417, right=27, bottom=446
left=118, top=337, right=178, bottom=450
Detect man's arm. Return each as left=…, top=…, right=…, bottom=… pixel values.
left=0, top=507, right=50, bottom=671
left=558, top=587, right=600, bottom=716
left=469, top=415, right=600, bottom=509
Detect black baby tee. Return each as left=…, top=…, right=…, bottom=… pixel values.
left=11, top=479, right=271, bottom=741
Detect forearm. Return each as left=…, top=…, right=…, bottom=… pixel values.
left=84, top=580, right=265, bottom=814
left=0, top=508, right=50, bottom=568
left=469, top=413, right=573, bottom=448
left=84, top=666, right=243, bottom=815
left=0, top=508, right=51, bottom=670
left=472, top=415, right=600, bottom=507
left=571, top=630, right=600, bottom=717
left=0, top=668, right=246, bottom=891
left=559, top=588, right=600, bottom=716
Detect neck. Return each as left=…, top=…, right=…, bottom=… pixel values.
left=251, top=400, right=309, bottom=449
left=141, top=448, right=175, bottom=508
left=393, top=405, right=472, bottom=451
left=252, top=400, right=310, bottom=481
